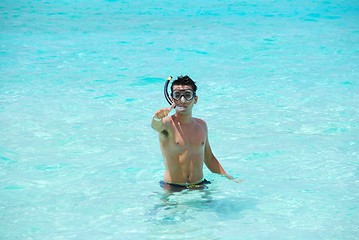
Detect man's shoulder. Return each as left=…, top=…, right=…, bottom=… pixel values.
left=193, top=117, right=207, bottom=126
left=163, top=115, right=174, bottom=123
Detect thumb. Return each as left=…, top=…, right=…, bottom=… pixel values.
left=168, top=103, right=175, bottom=111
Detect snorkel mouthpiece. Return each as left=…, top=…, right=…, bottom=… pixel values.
left=176, top=106, right=185, bottom=111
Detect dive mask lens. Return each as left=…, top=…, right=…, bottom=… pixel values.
left=172, top=90, right=195, bottom=101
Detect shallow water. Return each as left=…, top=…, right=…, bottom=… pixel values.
left=1, top=0, right=358, bottom=239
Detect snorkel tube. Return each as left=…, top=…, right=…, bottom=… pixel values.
left=164, top=76, right=174, bottom=106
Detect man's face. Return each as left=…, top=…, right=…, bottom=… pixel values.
left=171, top=85, right=198, bottom=113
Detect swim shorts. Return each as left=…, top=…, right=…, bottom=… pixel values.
left=159, top=179, right=211, bottom=192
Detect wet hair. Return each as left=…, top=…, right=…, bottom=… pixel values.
left=171, top=75, right=197, bottom=93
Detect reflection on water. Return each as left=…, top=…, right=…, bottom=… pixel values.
left=147, top=188, right=257, bottom=225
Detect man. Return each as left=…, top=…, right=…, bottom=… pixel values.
left=151, top=75, right=234, bottom=191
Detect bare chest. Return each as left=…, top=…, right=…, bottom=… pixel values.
left=172, top=123, right=206, bottom=151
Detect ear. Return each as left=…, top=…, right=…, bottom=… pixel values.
left=194, top=96, right=198, bottom=104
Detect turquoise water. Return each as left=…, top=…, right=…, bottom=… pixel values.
left=1, top=0, right=358, bottom=239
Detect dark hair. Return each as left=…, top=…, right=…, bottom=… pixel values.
left=171, top=75, right=197, bottom=93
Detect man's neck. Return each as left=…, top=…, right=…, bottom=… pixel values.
left=174, top=113, right=192, bottom=124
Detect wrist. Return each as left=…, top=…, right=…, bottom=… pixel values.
left=153, top=116, right=162, bottom=121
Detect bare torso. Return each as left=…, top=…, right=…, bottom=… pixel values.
left=159, top=115, right=207, bottom=184
left=152, top=81, right=233, bottom=185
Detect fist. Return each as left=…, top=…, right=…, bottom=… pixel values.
left=154, top=103, right=175, bottom=119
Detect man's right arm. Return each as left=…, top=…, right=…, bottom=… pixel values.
left=151, top=103, right=175, bottom=132
left=151, top=116, right=166, bottom=132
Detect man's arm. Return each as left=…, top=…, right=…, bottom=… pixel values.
left=151, top=103, right=175, bottom=132
left=203, top=124, right=234, bottom=180
left=151, top=117, right=166, bottom=133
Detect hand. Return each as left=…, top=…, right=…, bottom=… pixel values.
left=224, top=174, right=243, bottom=183
left=154, top=103, right=175, bottom=119
left=233, top=178, right=244, bottom=183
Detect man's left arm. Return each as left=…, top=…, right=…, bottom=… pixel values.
left=204, top=138, right=234, bottom=180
